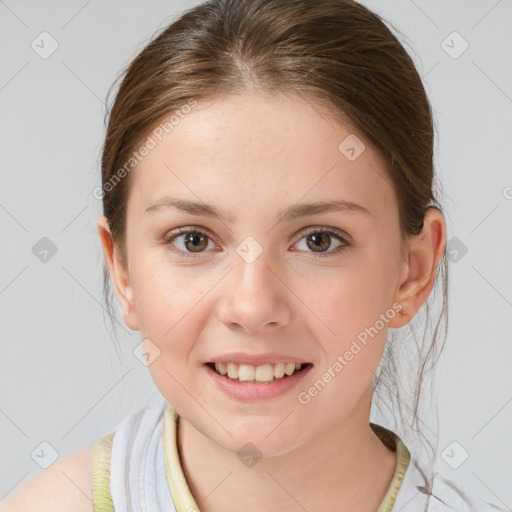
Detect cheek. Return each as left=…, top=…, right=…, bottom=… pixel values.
left=302, top=249, right=396, bottom=375
left=306, top=262, right=389, bottom=337
left=131, top=256, right=208, bottom=363
left=132, top=264, right=211, bottom=414
left=132, top=249, right=204, bottom=326
left=300, top=270, right=391, bottom=414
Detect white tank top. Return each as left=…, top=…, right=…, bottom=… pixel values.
left=91, top=393, right=510, bottom=512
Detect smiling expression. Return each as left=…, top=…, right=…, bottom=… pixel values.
left=105, top=89, right=411, bottom=455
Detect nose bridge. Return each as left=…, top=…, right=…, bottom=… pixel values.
left=233, top=242, right=273, bottom=295
left=231, top=237, right=277, bottom=302
left=217, top=236, right=290, bottom=332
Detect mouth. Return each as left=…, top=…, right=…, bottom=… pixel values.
left=205, top=361, right=313, bottom=384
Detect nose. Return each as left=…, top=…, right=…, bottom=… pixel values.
left=216, top=247, right=292, bottom=335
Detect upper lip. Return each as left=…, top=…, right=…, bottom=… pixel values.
left=206, top=352, right=311, bottom=366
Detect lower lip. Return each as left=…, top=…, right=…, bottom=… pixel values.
left=204, top=363, right=313, bottom=401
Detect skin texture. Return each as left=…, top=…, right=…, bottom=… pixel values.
left=0, top=447, right=93, bottom=511
left=98, top=90, right=446, bottom=512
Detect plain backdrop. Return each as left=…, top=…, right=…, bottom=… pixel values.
left=1, top=0, right=511, bottom=506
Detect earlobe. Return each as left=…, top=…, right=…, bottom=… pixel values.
left=390, top=208, right=446, bottom=327
left=97, top=216, right=140, bottom=331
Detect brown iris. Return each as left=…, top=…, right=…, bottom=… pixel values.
left=306, top=233, right=331, bottom=252
left=184, top=231, right=209, bottom=252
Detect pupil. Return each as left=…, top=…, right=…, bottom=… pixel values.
left=308, top=233, right=330, bottom=252
left=185, top=232, right=207, bottom=252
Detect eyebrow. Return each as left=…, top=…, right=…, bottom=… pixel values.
left=144, top=197, right=371, bottom=224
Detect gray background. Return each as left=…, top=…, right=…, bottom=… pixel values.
left=1, top=0, right=511, bottom=507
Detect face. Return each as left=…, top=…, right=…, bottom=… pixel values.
left=103, top=90, right=413, bottom=456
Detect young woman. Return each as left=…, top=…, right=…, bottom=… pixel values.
left=3, top=1, right=508, bottom=511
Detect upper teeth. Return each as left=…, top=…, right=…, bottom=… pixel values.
left=214, top=362, right=303, bottom=382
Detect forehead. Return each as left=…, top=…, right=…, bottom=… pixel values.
left=129, top=91, right=396, bottom=223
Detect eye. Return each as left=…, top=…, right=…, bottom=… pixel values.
left=163, top=227, right=216, bottom=258
left=293, top=227, right=351, bottom=257
left=163, top=226, right=351, bottom=259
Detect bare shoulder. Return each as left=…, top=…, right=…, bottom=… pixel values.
left=0, top=446, right=94, bottom=512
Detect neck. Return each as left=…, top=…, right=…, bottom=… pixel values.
left=177, top=389, right=397, bottom=512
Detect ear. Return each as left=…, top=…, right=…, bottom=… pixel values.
left=97, top=216, right=139, bottom=331
left=389, top=207, right=446, bottom=327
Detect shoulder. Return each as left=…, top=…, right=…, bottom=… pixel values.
left=0, top=446, right=94, bottom=512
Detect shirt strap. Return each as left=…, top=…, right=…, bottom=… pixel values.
left=163, top=405, right=201, bottom=512
left=371, top=422, right=411, bottom=512
left=91, top=431, right=115, bottom=512
left=162, top=408, right=411, bottom=512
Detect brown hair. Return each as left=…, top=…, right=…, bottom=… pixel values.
left=99, top=0, right=448, bottom=484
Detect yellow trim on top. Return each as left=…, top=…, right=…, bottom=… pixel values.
left=163, top=404, right=411, bottom=512
left=376, top=432, right=411, bottom=511
left=90, top=402, right=411, bottom=512
left=91, top=431, right=115, bottom=512
left=163, top=405, right=201, bottom=512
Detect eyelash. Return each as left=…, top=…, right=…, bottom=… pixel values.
left=162, top=226, right=351, bottom=259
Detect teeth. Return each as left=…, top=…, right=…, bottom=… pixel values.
left=254, top=364, right=273, bottom=382
left=238, top=364, right=255, bottom=382
left=213, top=362, right=304, bottom=382
left=285, top=363, right=295, bottom=376
left=273, top=362, right=285, bottom=379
